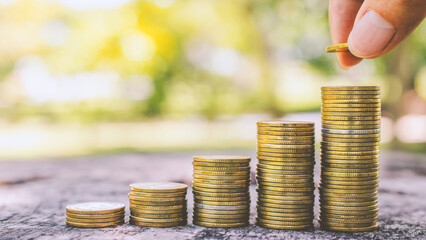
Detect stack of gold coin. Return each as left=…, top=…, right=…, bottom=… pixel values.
left=192, top=155, right=251, bottom=228
left=256, top=120, right=315, bottom=230
left=128, top=182, right=188, bottom=227
left=66, top=202, right=125, bottom=228
left=320, top=86, right=380, bottom=232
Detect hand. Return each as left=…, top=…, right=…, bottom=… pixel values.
left=329, top=0, right=426, bottom=69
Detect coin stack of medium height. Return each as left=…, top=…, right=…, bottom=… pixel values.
left=66, top=202, right=125, bottom=228
left=192, top=156, right=251, bottom=228
left=128, top=182, right=188, bottom=227
left=256, top=121, right=315, bottom=230
left=320, top=86, right=380, bottom=232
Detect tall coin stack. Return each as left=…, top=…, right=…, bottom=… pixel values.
left=320, top=86, right=380, bottom=232
left=192, top=155, right=251, bottom=228
left=128, top=182, right=188, bottom=227
left=256, top=120, right=315, bottom=230
left=66, top=202, right=125, bottom=228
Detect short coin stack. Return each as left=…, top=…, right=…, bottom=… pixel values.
left=256, top=120, right=315, bottom=230
left=128, top=182, right=188, bottom=227
left=320, top=86, right=380, bottom=232
left=192, top=155, right=251, bottom=228
left=66, top=202, right=125, bottom=228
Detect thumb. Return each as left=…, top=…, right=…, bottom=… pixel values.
left=348, top=0, right=426, bottom=59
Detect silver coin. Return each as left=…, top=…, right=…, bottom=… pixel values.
left=322, top=128, right=380, bottom=135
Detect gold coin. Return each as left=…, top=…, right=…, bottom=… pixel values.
left=321, top=171, right=379, bottom=178
left=257, top=135, right=315, bottom=141
left=322, top=163, right=379, bottom=169
left=128, top=194, right=185, bottom=202
left=257, top=127, right=314, bottom=132
left=257, top=181, right=314, bottom=189
left=320, top=199, right=378, bottom=207
left=257, top=201, right=313, bottom=209
left=257, top=213, right=313, bottom=222
left=321, top=176, right=379, bottom=182
left=322, top=99, right=381, bottom=104
left=322, top=124, right=380, bottom=130
left=319, top=188, right=377, bottom=195
left=256, top=221, right=313, bottom=230
left=192, top=190, right=249, bottom=198
left=319, top=220, right=378, bottom=228
left=257, top=191, right=314, bottom=200
left=258, top=131, right=314, bottom=136
left=322, top=136, right=380, bottom=143
left=193, top=195, right=250, bottom=202
left=258, top=143, right=313, bottom=149
left=192, top=182, right=249, bottom=189
left=66, top=211, right=125, bottom=220
left=322, top=119, right=381, bottom=125
left=322, top=111, right=381, bottom=116
left=322, top=128, right=380, bottom=135
left=257, top=155, right=314, bottom=162
left=129, top=182, right=187, bottom=193
left=319, top=196, right=378, bottom=203
left=322, top=90, right=380, bottom=95
left=130, top=215, right=186, bottom=223
left=258, top=159, right=314, bottom=167
left=66, top=202, right=125, bottom=215
left=320, top=183, right=378, bottom=190
left=257, top=176, right=313, bottom=183
left=320, top=190, right=378, bottom=197
left=193, top=174, right=248, bottom=181
left=196, top=200, right=250, bottom=206
left=194, top=208, right=249, bottom=215
left=257, top=210, right=313, bottom=218
left=193, top=162, right=249, bottom=167
left=193, top=166, right=251, bottom=172
left=129, top=204, right=186, bottom=211
left=258, top=197, right=313, bottom=205
left=321, top=86, right=380, bottom=91
left=193, top=178, right=250, bottom=185
left=193, top=216, right=249, bottom=224
left=320, top=179, right=379, bottom=186
left=321, top=153, right=380, bottom=160
left=321, top=150, right=380, bottom=156
left=66, top=216, right=124, bottom=223
left=193, top=170, right=250, bottom=176
left=322, top=116, right=381, bottom=121
left=192, top=186, right=248, bottom=193
left=193, top=155, right=250, bottom=163
left=193, top=220, right=248, bottom=228
left=257, top=139, right=314, bottom=145
left=320, top=166, right=379, bottom=173
left=257, top=205, right=313, bottom=213
left=129, top=191, right=185, bottom=198
left=326, top=43, right=349, bottom=52
left=322, top=141, right=380, bottom=147
left=257, top=168, right=313, bottom=176
left=320, top=224, right=378, bottom=232
left=256, top=217, right=313, bottom=226
left=322, top=133, right=381, bottom=139
left=257, top=163, right=313, bottom=171
left=258, top=147, right=314, bottom=154
left=322, top=103, right=380, bottom=108
left=320, top=208, right=379, bottom=215
left=129, top=199, right=184, bottom=206
left=129, top=208, right=186, bottom=215
left=322, top=95, right=380, bottom=100
left=257, top=151, right=314, bottom=158
left=129, top=219, right=186, bottom=227
left=66, top=220, right=124, bottom=228
left=320, top=213, right=377, bottom=220
left=322, top=107, right=381, bottom=112
left=256, top=173, right=313, bottom=182
left=131, top=212, right=187, bottom=219
left=193, top=212, right=249, bottom=219
left=257, top=120, right=314, bottom=128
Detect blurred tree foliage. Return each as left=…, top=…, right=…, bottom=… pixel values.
left=0, top=0, right=424, bottom=122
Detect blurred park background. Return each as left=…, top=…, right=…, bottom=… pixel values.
left=0, top=0, right=425, bottom=159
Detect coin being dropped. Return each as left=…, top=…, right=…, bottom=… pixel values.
left=326, top=43, right=349, bottom=53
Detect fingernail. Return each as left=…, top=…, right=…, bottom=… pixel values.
left=348, top=10, right=395, bottom=58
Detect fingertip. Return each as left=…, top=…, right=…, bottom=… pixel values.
left=336, top=52, right=363, bottom=69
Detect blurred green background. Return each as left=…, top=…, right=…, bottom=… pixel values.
left=0, top=0, right=425, bottom=158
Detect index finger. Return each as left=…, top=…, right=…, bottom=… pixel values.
left=329, top=0, right=364, bottom=68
